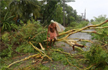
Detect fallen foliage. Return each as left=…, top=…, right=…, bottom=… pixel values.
left=6, top=20, right=108, bottom=69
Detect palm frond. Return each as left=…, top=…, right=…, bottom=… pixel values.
left=4, top=12, right=9, bottom=21
left=6, top=15, right=15, bottom=21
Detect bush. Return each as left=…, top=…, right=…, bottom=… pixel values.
left=70, top=22, right=78, bottom=27
left=85, top=20, right=108, bottom=70
left=70, top=21, right=88, bottom=29
left=91, top=22, right=108, bottom=48
left=1, top=12, right=15, bottom=32
left=85, top=46, right=108, bottom=70
left=1, top=19, right=47, bottom=57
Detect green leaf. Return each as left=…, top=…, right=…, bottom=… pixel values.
left=4, top=12, right=9, bottom=21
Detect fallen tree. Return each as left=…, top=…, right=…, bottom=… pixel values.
left=7, top=20, right=108, bottom=69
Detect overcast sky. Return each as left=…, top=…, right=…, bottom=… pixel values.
left=66, top=0, right=108, bottom=20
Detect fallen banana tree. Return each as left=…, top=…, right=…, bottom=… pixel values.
left=7, top=20, right=108, bottom=69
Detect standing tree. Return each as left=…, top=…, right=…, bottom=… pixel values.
left=62, top=0, right=75, bottom=26
left=40, top=0, right=58, bottom=25
left=39, top=0, right=75, bottom=26
left=8, top=0, right=41, bottom=23
left=52, top=4, right=63, bottom=24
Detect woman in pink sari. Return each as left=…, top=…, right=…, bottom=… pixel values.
left=47, top=22, right=59, bottom=48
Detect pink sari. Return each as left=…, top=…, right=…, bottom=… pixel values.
left=48, top=23, right=57, bottom=39
left=49, top=31, right=57, bottom=39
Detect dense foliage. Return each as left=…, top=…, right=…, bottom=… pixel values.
left=0, top=0, right=83, bottom=28
left=84, top=15, right=108, bottom=70
left=0, top=0, right=108, bottom=70
left=1, top=19, right=47, bottom=58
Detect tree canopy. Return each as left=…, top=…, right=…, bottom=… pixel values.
left=0, top=0, right=83, bottom=27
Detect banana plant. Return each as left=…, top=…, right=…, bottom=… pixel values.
left=1, top=11, right=15, bottom=32
left=8, top=0, right=41, bottom=23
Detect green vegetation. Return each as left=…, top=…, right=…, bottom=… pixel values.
left=85, top=46, right=108, bottom=70
left=1, top=19, right=47, bottom=57
left=84, top=15, right=108, bottom=70
left=65, top=21, right=88, bottom=31
left=0, top=0, right=108, bottom=70
left=70, top=21, right=88, bottom=28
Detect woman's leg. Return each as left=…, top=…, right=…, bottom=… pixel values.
left=53, top=38, right=56, bottom=46
left=49, top=39, right=52, bottom=48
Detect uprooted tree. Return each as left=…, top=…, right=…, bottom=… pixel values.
left=7, top=20, right=108, bottom=69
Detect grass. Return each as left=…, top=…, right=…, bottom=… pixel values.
left=0, top=47, right=85, bottom=70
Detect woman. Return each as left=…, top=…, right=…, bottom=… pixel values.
left=47, top=20, right=59, bottom=48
